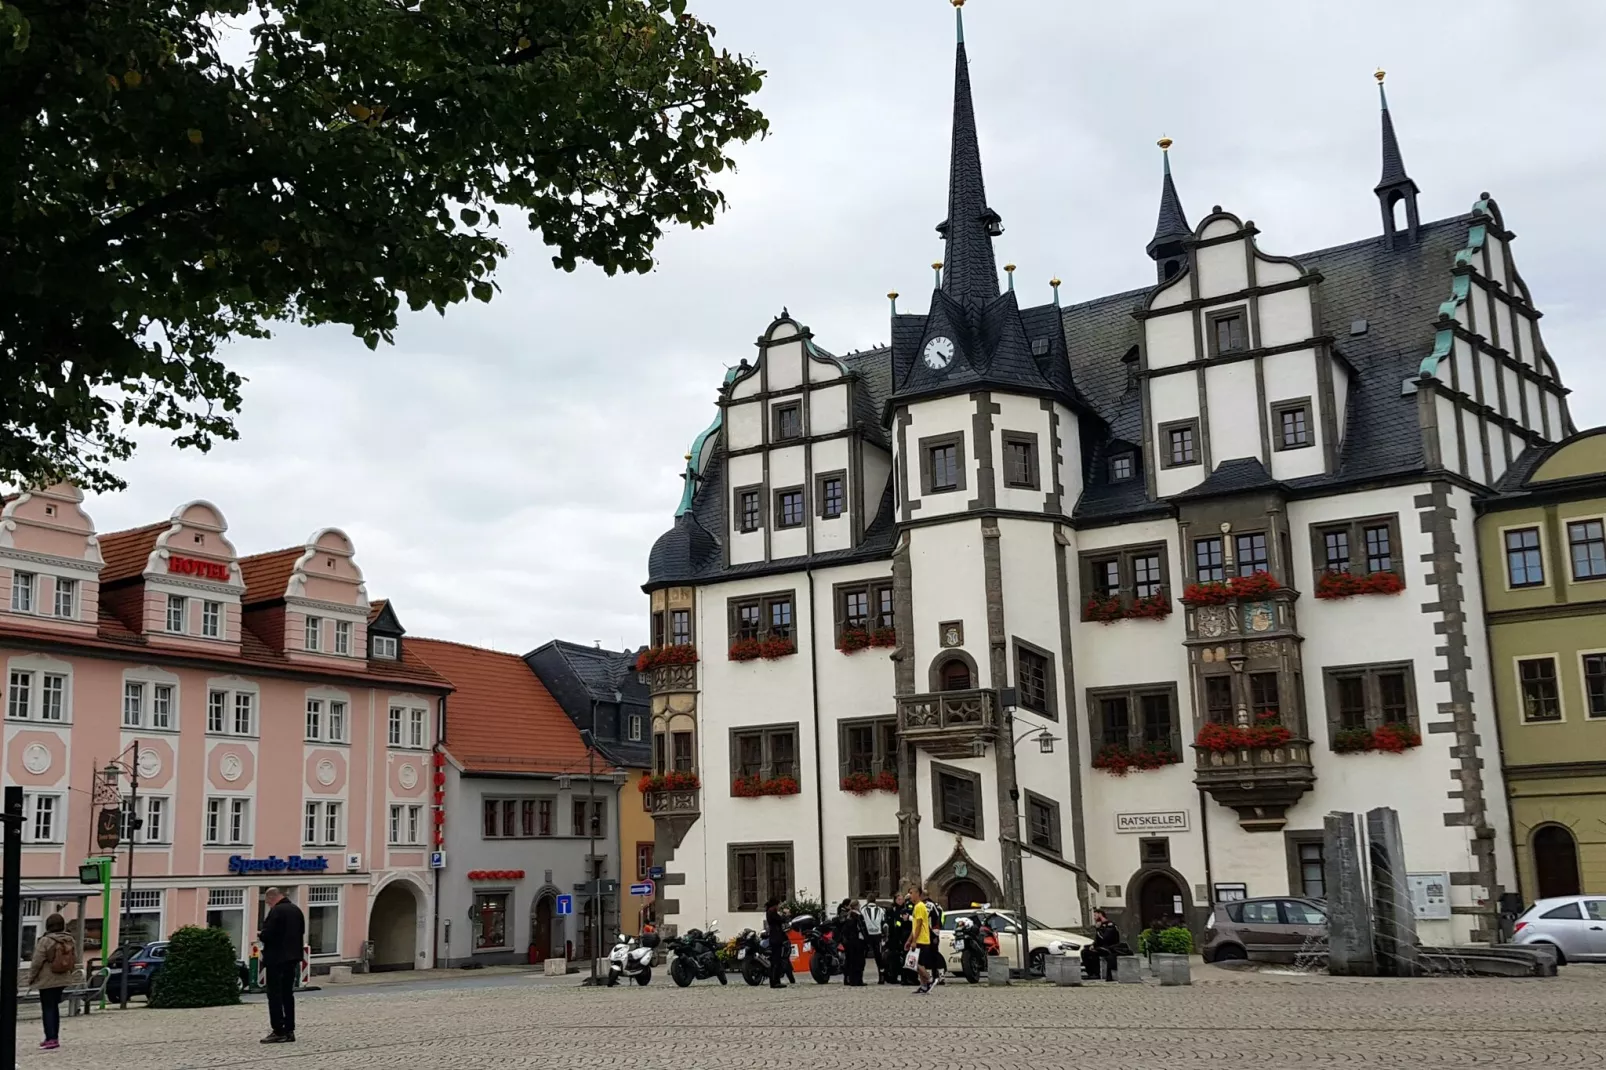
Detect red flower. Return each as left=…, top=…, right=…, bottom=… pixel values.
left=639, top=771, right=701, bottom=794
left=732, top=774, right=801, bottom=797
left=870, top=627, right=898, bottom=648
left=1194, top=722, right=1241, bottom=752
left=728, top=638, right=764, bottom=661
left=1125, top=591, right=1173, bottom=620
left=1082, top=594, right=1124, bottom=623
left=1371, top=722, right=1421, bottom=753
left=1315, top=570, right=1405, bottom=600
left=838, top=628, right=872, bottom=653
left=1196, top=718, right=1293, bottom=751
left=1228, top=570, right=1280, bottom=599
left=636, top=645, right=699, bottom=672
left=1092, top=742, right=1179, bottom=775
left=1181, top=581, right=1234, bottom=605
left=840, top=770, right=898, bottom=795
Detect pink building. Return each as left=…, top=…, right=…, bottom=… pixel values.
left=0, top=484, right=451, bottom=972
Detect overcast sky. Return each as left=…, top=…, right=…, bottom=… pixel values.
left=81, top=0, right=1606, bottom=654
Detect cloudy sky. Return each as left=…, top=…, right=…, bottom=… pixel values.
left=83, top=0, right=1606, bottom=654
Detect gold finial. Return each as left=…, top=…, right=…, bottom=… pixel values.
left=887, top=291, right=899, bottom=300
left=1157, top=136, right=1173, bottom=152
left=1004, top=263, right=1016, bottom=273
left=684, top=452, right=692, bottom=461
left=1375, top=68, right=1386, bottom=83
left=1049, top=277, right=1062, bottom=287
left=951, top=0, right=964, bottom=7
left=931, top=261, right=943, bottom=270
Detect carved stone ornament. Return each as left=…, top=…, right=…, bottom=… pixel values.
left=1197, top=605, right=1229, bottom=639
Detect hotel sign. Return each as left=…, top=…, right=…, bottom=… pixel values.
left=1115, top=811, right=1190, bottom=834
left=227, top=855, right=330, bottom=875
left=168, top=555, right=231, bottom=581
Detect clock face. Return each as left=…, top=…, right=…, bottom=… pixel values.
left=923, top=336, right=956, bottom=369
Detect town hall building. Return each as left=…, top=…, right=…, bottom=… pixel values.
left=638, top=4, right=1574, bottom=951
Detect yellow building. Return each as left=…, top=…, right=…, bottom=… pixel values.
left=1479, top=428, right=1606, bottom=902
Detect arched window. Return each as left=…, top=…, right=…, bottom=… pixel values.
left=939, top=659, right=972, bottom=692
left=1532, top=825, right=1581, bottom=899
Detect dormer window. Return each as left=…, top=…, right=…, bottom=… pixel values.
left=1109, top=454, right=1135, bottom=482
left=334, top=620, right=353, bottom=656
left=53, top=579, right=76, bottom=619
left=372, top=635, right=398, bottom=660
left=10, top=572, right=35, bottom=613
left=774, top=402, right=803, bottom=442
left=305, top=615, right=323, bottom=652
left=1208, top=308, right=1248, bottom=356
left=166, top=595, right=187, bottom=633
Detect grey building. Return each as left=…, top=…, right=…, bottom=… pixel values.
left=413, top=637, right=624, bottom=967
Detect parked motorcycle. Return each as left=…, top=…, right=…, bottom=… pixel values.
left=606, top=927, right=659, bottom=986
left=951, top=915, right=999, bottom=983
left=733, top=926, right=793, bottom=986
left=792, top=914, right=843, bottom=984
left=667, top=923, right=727, bottom=987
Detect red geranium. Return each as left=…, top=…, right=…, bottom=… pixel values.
left=1371, top=721, right=1421, bottom=753
left=1315, top=570, right=1405, bottom=600
left=840, top=770, right=898, bottom=795
left=869, top=627, right=898, bottom=648
left=838, top=628, right=872, bottom=653
left=1181, top=581, right=1234, bottom=606
left=1228, top=570, right=1280, bottom=599
left=635, top=644, right=699, bottom=672
left=1082, top=594, right=1124, bottom=623
left=1125, top=591, right=1173, bottom=620
left=640, top=771, right=701, bottom=793
left=1092, top=742, right=1179, bottom=775
left=732, top=774, right=801, bottom=798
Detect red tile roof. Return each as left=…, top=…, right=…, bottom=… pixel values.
left=96, top=523, right=166, bottom=583
left=367, top=598, right=389, bottom=624
left=409, top=637, right=609, bottom=775
left=239, top=548, right=301, bottom=604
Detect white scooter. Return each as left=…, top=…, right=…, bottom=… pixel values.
left=606, top=928, right=659, bottom=986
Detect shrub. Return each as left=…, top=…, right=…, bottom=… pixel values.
left=149, top=925, right=241, bottom=1008
left=1138, top=925, right=1194, bottom=956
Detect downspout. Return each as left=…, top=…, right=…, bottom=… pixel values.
left=433, top=694, right=447, bottom=969
left=808, top=568, right=827, bottom=900
left=1198, top=788, right=1214, bottom=927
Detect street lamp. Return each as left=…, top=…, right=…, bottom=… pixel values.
left=100, top=743, right=143, bottom=1010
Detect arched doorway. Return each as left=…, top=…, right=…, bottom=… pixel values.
left=369, top=882, right=420, bottom=971
left=1533, top=825, right=1581, bottom=899
left=1135, top=870, right=1185, bottom=929
left=530, top=893, right=558, bottom=962
left=939, top=659, right=972, bottom=691
left=945, top=879, right=986, bottom=912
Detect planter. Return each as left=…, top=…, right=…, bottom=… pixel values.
left=1152, top=952, right=1191, bottom=986
left=1195, top=719, right=1292, bottom=752
left=635, top=644, right=699, bottom=672
left=1091, top=742, right=1180, bottom=776
left=1044, top=953, right=1081, bottom=986
left=1329, top=723, right=1422, bottom=754
left=1082, top=594, right=1124, bottom=623
left=838, top=627, right=897, bottom=653
left=986, top=957, right=1011, bottom=985
left=1314, top=570, right=1405, bottom=600
left=1115, top=955, right=1144, bottom=983
left=1181, top=581, right=1233, bottom=606
left=729, top=636, right=797, bottom=661
left=638, top=771, right=700, bottom=793
left=1125, top=591, right=1173, bottom=620
left=731, top=774, right=801, bottom=798
left=839, top=771, right=898, bottom=795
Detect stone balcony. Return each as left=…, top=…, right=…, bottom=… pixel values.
left=1193, top=738, right=1316, bottom=832
left=646, top=662, right=698, bottom=696
left=896, top=688, right=999, bottom=760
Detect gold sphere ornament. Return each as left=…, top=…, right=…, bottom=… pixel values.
left=1375, top=69, right=1386, bottom=83
left=887, top=291, right=899, bottom=300
left=1157, top=136, right=1173, bottom=151
left=932, top=261, right=943, bottom=270
left=1004, top=263, right=1016, bottom=273
left=1050, top=277, right=1062, bottom=288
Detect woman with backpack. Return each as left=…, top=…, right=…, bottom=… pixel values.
left=28, top=913, right=77, bottom=1050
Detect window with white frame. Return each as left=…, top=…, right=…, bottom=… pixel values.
left=372, top=635, right=398, bottom=660
left=201, top=600, right=222, bottom=638
left=304, top=697, right=348, bottom=743
left=23, top=794, right=61, bottom=843
left=334, top=621, right=352, bottom=656
left=6, top=671, right=29, bottom=720
left=204, top=686, right=257, bottom=735
left=388, top=705, right=427, bottom=749
left=151, top=684, right=174, bottom=729
left=118, top=796, right=169, bottom=844
left=329, top=701, right=346, bottom=742
left=387, top=706, right=403, bottom=746
left=628, top=713, right=643, bottom=742
left=53, top=578, right=76, bottom=619
left=304, top=800, right=343, bottom=846
left=123, top=679, right=176, bottom=729
left=206, top=887, right=246, bottom=958
left=388, top=804, right=425, bottom=846
left=234, top=692, right=255, bottom=735
left=38, top=673, right=65, bottom=722
left=305, top=615, right=322, bottom=652
left=122, top=681, right=142, bottom=727
left=166, top=594, right=187, bottom=633
left=305, top=886, right=341, bottom=955
left=207, top=690, right=227, bottom=733
left=205, top=798, right=252, bottom=845
left=6, top=667, right=68, bottom=722
left=11, top=571, right=35, bottom=613
left=409, top=707, right=426, bottom=748
left=120, top=889, right=163, bottom=945
left=306, top=699, right=322, bottom=741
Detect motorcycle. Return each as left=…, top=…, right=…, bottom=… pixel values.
left=733, top=926, right=794, bottom=986
left=667, top=923, right=728, bottom=987
left=792, top=914, right=843, bottom=984
left=951, top=915, right=999, bottom=984
left=606, top=927, right=659, bottom=986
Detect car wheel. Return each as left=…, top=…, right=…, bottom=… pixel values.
left=1534, top=942, right=1565, bottom=966
left=1027, top=948, right=1047, bottom=976
left=1211, top=944, right=1247, bottom=962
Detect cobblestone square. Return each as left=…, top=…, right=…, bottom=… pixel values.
left=18, top=965, right=1606, bottom=1069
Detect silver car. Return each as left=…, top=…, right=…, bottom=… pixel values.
left=1512, top=896, right=1606, bottom=964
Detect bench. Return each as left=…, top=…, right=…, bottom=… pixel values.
left=65, top=968, right=110, bottom=1015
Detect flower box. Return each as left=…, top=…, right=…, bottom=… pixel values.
left=1228, top=570, right=1280, bottom=599
left=1082, top=594, right=1124, bottom=623
left=839, top=770, right=898, bottom=795
left=1181, top=581, right=1234, bottom=606
left=638, top=771, right=700, bottom=794
left=1314, top=570, right=1405, bottom=600
left=1091, top=742, right=1180, bottom=776
left=1195, top=717, right=1292, bottom=752
left=838, top=627, right=897, bottom=654
left=1125, top=591, right=1173, bottom=620
left=1329, top=722, right=1421, bottom=754
left=732, top=774, right=801, bottom=797
left=729, top=636, right=797, bottom=661
left=635, top=644, right=699, bottom=672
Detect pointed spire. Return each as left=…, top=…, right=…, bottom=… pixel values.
left=1147, top=136, right=1191, bottom=260
left=934, top=0, right=1001, bottom=307
left=1375, top=70, right=1410, bottom=189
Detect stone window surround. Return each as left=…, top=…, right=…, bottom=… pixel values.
left=1283, top=830, right=1327, bottom=899
left=773, top=485, right=806, bottom=530
left=1085, top=682, right=1183, bottom=755
left=1082, top=542, right=1170, bottom=603
left=1000, top=430, right=1040, bottom=491
left=5, top=653, right=73, bottom=725
left=1309, top=512, right=1404, bottom=581
left=1023, top=789, right=1061, bottom=856
left=1158, top=418, right=1200, bottom=469
left=1270, top=396, right=1314, bottom=452
left=728, top=841, right=794, bottom=913
left=1497, top=522, right=1549, bottom=591
left=1513, top=654, right=1565, bottom=724
left=837, top=716, right=898, bottom=778
left=1321, top=660, right=1419, bottom=738
left=1011, top=636, right=1058, bottom=721
left=1206, top=304, right=1251, bottom=358
left=733, top=483, right=765, bottom=533
left=1108, top=451, right=1137, bottom=483
left=1562, top=512, right=1606, bottom=583
left=772, top=400, right=804, bottom=443
left=815, top=469, right=848, bottom=520
left=726, top=590, right=796, bottom=643
left=205, top=677, right=261, bottom=738
left=1581, top=649, right=1606, bottom=721
left=480, top=796, right=563, bottom=839
left=931, top=760, right=983, bottom=839
left=728, top=722, right=800, bottom=788
left=123, top=665, right=181, bottom=733
left=918, top=431, right=967, bottom=496
left=846, top=836, right=901, bottom=901
left=831, top=579, right=894, bottom=640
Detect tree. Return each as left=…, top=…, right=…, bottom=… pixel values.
left=0, top=1, right=767, bottom=490
left=149, top=925, right=242, bottom=1008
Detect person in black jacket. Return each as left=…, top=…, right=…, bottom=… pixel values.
left=258, top=888, right=306, bottom=1043
left=839, top=899, right=869, bottom=986
left=1080, top=909, right=1121, bottom=981
left=763, top=897, right=790, bottom=988
left=885, top=893, right=914, bottom=983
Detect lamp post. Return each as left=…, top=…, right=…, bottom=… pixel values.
left=101, top=742, right=142, bottom=1010
left=994, top=691, right=1062, bottom=977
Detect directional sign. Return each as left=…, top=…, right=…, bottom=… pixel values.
left=648, top=866, right=665, bottom=880
left=629, top=881, right=654, bottom=897
left=555, top=894, right=573, bottom=916
left=573, top=878, right=619, bottom=896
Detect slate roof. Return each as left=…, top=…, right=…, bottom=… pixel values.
left=411, top=637, right=607, bottom=776
left=1148, top=155, right=1191, bottom=255
left=1377, top=84, right=1413, bottom=190
left=525, top=640, right=652, bottom=769
left=1172, top=457, right=1283, bottom=501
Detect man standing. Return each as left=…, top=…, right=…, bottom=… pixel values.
left=763, top=896, right=790, bottom=989
left=860, top=894, right=885, bottom=983
left=904, top=884, right=938, bottom=994
left=258, top=888, right=306, bottom=1043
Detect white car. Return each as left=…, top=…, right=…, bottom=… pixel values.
left=939, top=908, right=1086, bottom=974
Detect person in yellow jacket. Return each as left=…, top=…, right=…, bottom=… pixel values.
left=28, top=914, right=77, bottom=1050
left=903, top=885, right=939, bottom=994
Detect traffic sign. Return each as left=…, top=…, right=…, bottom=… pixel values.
left=555, top=894, right=573, bottom=916
left=429, top=851, right=446, bottom=870
left=648, top=866, right=665, bottom=880
left=573, top=878, right=619, bottom=895
left=629, top=881, right=654, bottom=897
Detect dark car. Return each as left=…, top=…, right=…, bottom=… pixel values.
left=1201, top=897, right=1327, bottom=963
left=106, top=940, right=251, bottom=999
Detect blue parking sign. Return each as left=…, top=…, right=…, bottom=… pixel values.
left=556, top=894, right=573, bottom=916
